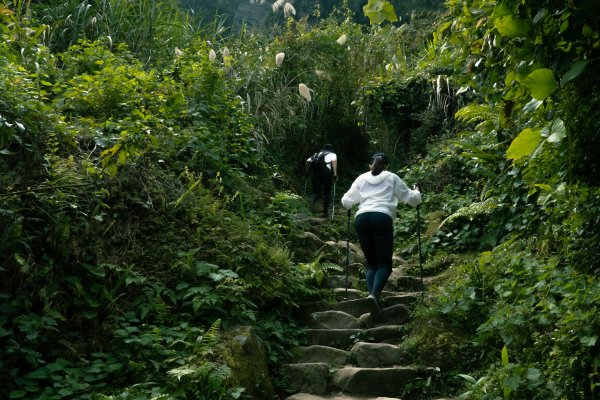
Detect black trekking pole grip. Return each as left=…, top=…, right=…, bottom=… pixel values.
left=345, top=209, right=351, bottom=299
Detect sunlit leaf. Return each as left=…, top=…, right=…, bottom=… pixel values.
left=363, top=0, right=398, bottom=25
left=507, top=128, right=542, bottom=160
left=501, top=345, right=509, bottom=366
left=494, top=14, right=530, bottom=37
left=524, top=68, right=558, bottom=100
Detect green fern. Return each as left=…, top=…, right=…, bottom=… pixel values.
left=440, top=197, right=500, bottom=228
left=320, top=262, right=344, bottom=274
left=195, top=318, right=221, bottom=356
left=455, top=104, right=496, bottom=126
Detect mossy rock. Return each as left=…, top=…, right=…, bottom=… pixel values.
left=223, top=326, right=275, bottom=399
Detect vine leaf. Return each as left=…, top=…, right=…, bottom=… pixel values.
left=524, top=68, right=557, bottom=100
left=506, top=128, right=542, bottom=160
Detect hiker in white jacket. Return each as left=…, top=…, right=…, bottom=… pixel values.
left=341, top=153, right=421, bottom=321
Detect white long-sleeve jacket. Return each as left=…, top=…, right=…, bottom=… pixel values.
left=341, top=170, right=421, bottom=220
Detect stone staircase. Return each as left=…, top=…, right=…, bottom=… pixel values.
left=282, top=222, right=452, bottom=400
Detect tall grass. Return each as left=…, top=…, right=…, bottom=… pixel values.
left=35, top=0, right=197, bottom=64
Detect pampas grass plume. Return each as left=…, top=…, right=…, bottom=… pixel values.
left=275, top=52, right=285, bottom=67
left=284, top=3, right=296, bottom=17
left=299, top=83, right=311, bottom=102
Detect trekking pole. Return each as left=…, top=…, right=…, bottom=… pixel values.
left=303, top=175, right=307, bottom=195
left=345, top=209, right=351, bottom=300
left=331, top=178, right=336, bottom=220
left=416, top=205, right=424, bottom=296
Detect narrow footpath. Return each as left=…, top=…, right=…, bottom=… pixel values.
left=282, top=211, right=454, bottom=400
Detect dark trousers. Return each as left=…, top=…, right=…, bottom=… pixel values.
left=311, top=167, right=333, bottom=215
left=355, top=212, right=394, bottom=298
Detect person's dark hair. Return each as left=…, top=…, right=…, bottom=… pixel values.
left=323, top=144, right=333, bottom=152
left=370, top=152, right=389, bottom=176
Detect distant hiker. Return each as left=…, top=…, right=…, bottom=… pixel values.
left=306, top=144, right=338, bottom=218
left=341, top=152, right=421, bottom=321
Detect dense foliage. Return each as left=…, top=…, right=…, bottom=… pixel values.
left=1, top=0, right=599, bottom=399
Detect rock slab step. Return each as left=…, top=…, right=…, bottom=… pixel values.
left=332, top=366, right=420, bottom=397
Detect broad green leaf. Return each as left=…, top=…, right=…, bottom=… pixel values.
left=580, top=335, right=598, bottom=346
left=524, top=68, right=558, bottom=100
left=494, top=15, right=530, bottom=37
left=523, top=98, right=543, bottom=113
left=458, top=374, right=477, bottom=384
left=9, top=390, right=27, bottom=398
left=501, top=345, right=509, bottom=366
left=381, top=2, right=398, bottom=22
left=561, top=60, right=588, bottom=85
left=547, top=119, right=566, bottom=143
left=363, top=0, right=397, bottom=25
left=491, top=4, right=512, bottom=18
left=507, top=128, right=542, bottom=160
left=526, top=368, right=542, bottom=382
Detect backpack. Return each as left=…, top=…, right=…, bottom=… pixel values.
left=309, top=151, right=330, bottom=171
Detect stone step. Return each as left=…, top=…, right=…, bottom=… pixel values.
left=306, top=328, right=361, bottom=348
left=291, top=345, right=349, bottom=364
left=332, top=366, right=423, bottom=397
left=323, top=274, right=361, bottom=290
left=282, top=362, right=331, bottom=395
left=286, top=393, right=401, bottom=400
left=332, top=289, right=417, bottom=302
left=291, top=342, right=406, bottom=368
left=282, top=363, right=426, bottom=397
left=306, top=325, right=405, bottom=348
left=332, top=288, right=364, bottom=301
left=286, top=393, right=454, bottom=400
left=349, top=342, right=404, bottom=368
left=328, top=298, right=411, bottom=326
left=387, top=274, right=424, bottom=292
left=309, top=310, right=361, bottom=329
left=381, top=292, right=420, bottom=307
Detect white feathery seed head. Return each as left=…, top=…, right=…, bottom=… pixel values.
left=299, top=83, right=311, bottom=102
left=209, top=49, right=216, bottom=62
left=284, top=3, right=296, bottom=17
left=315, top=70, right=331, bottom=81
left=272, top=0, right=285, bottom=12
left=275, top=52, right=285, bottom=67
left=336, top=34, right=347, bottom=45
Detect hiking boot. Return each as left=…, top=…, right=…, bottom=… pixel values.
left=366, top=294, right=383, bottom=322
